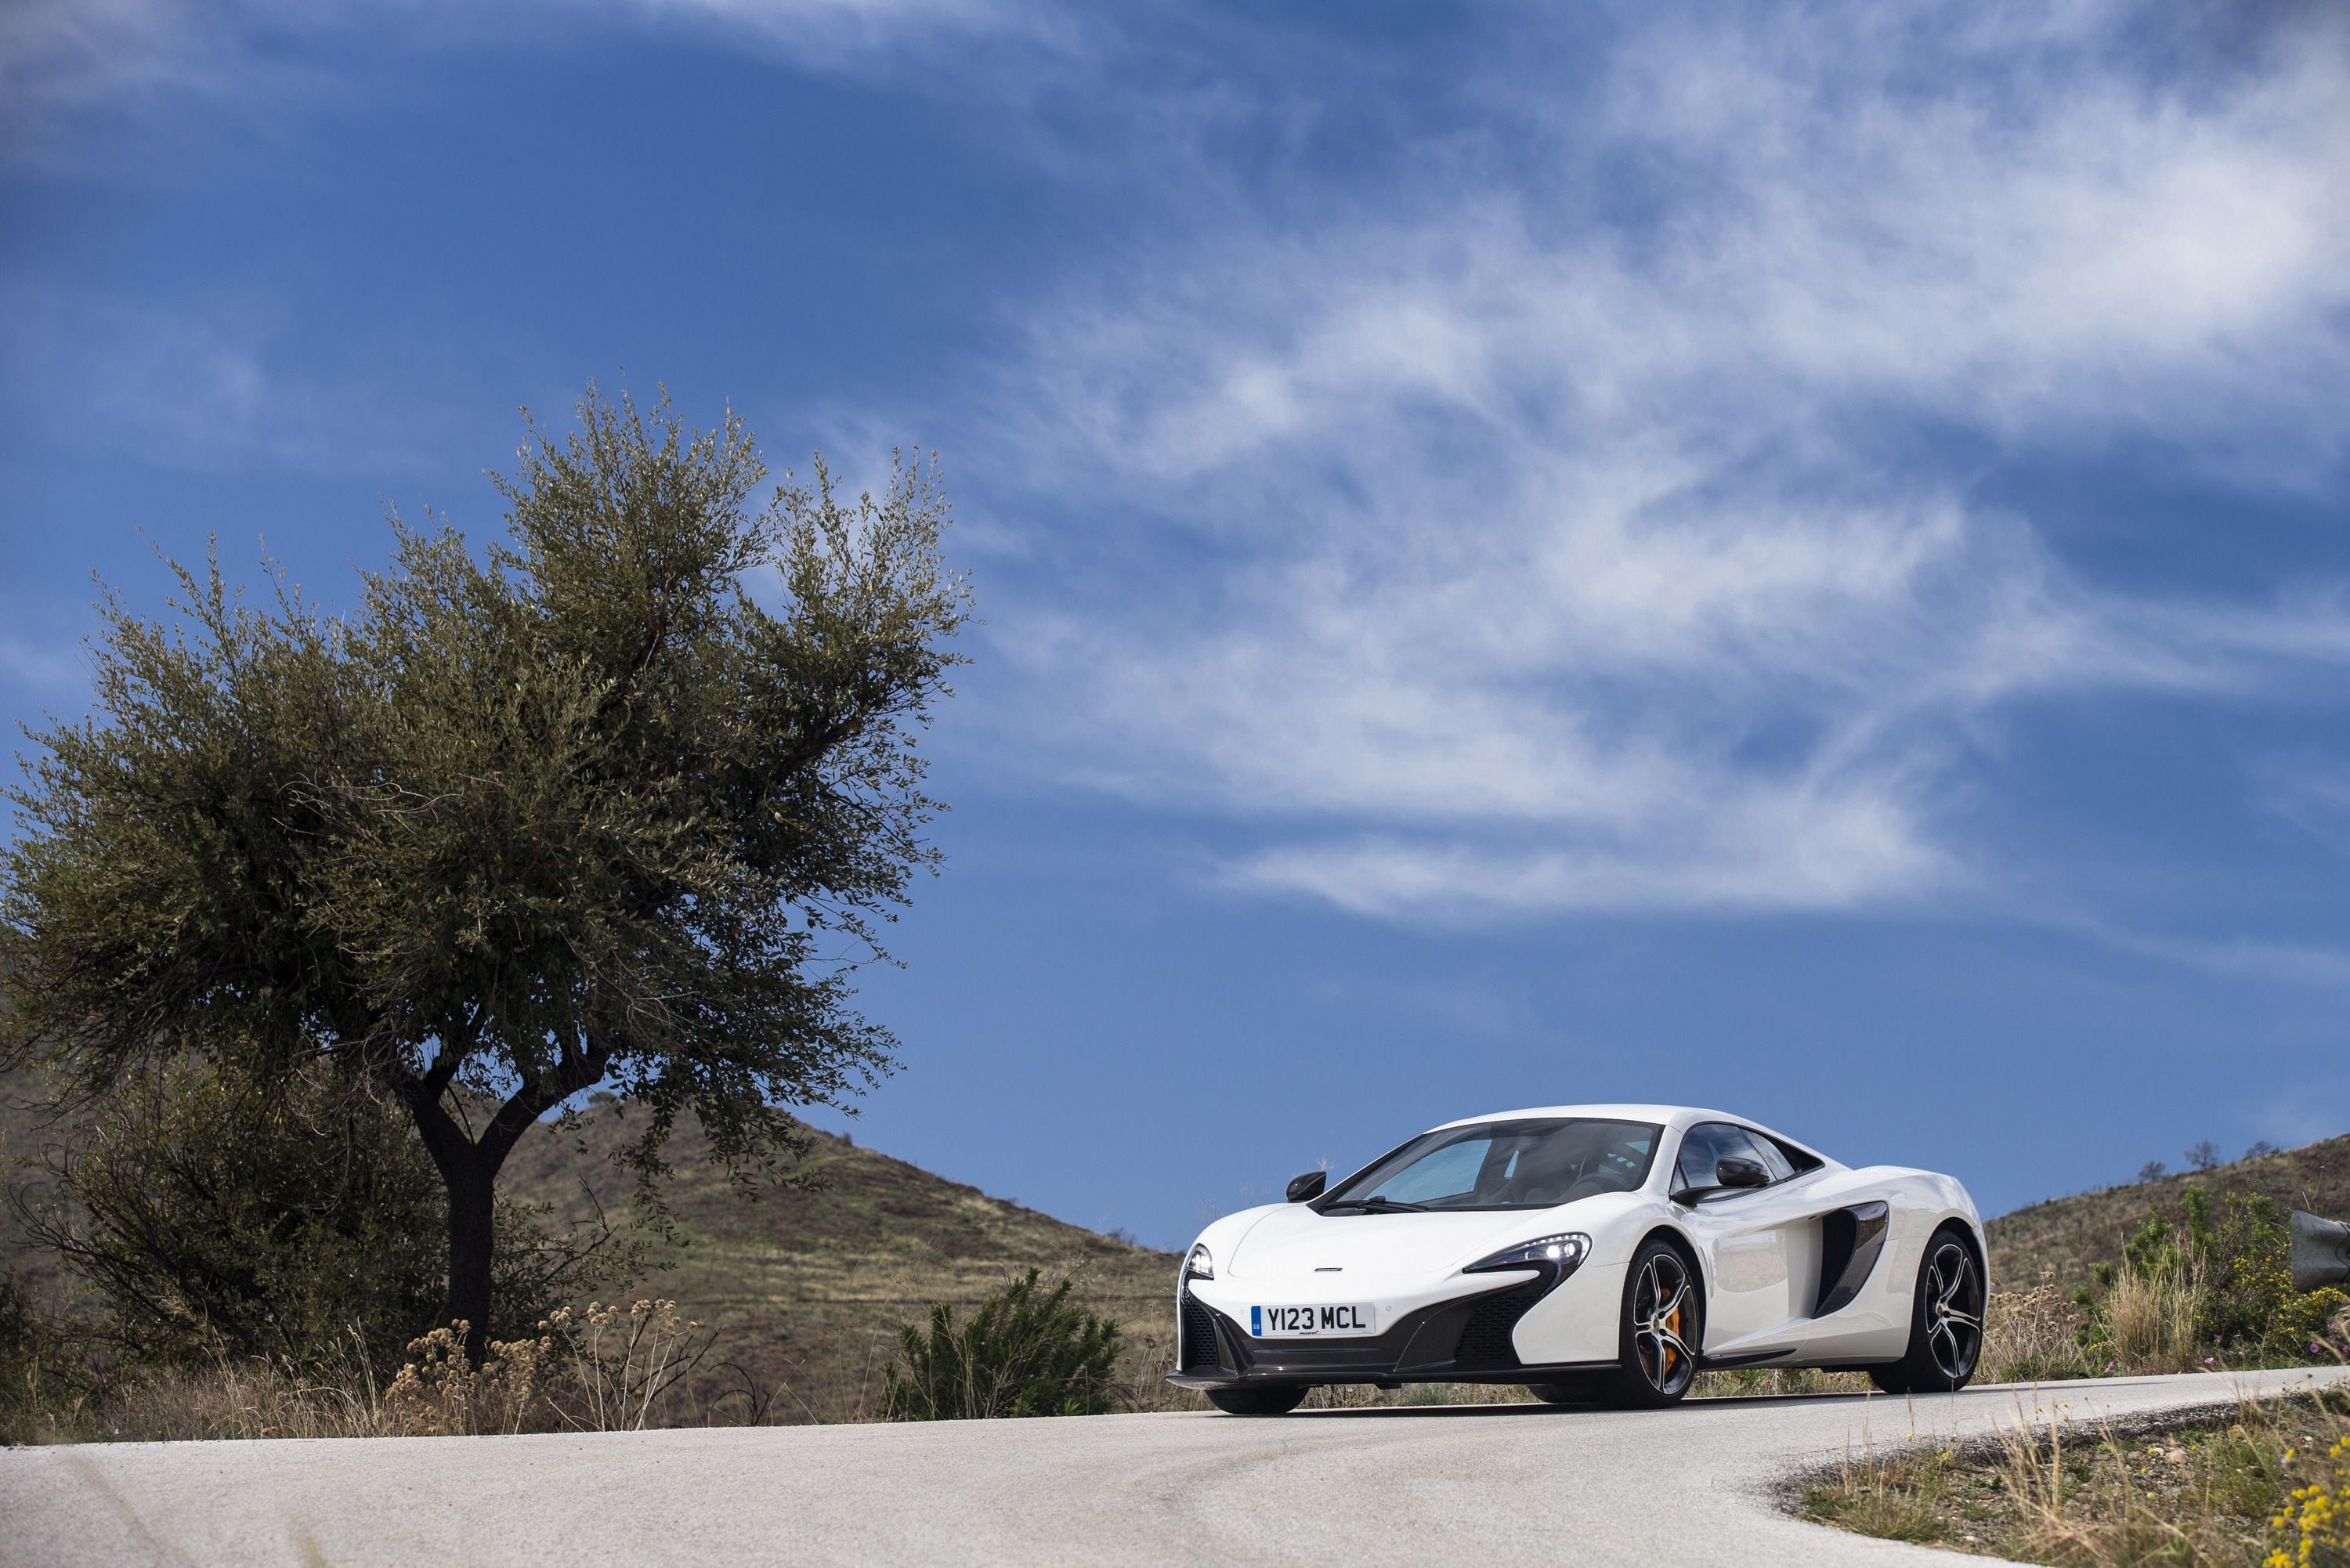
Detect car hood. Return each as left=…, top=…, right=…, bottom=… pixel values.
left=1226, top=1203, right=1575, bottom=1289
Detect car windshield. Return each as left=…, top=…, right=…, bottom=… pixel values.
left=1321, top=1118, right=1663, bottom=1212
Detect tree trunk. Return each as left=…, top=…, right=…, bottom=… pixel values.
left=396, top=1047, right=605, bottom=1367
left=399, top=1082, right=517, bottom=1368
left=443, top=1158, right=497, bottom=1366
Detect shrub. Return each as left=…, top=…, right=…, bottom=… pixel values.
left=545, top=1299, right=712, bottom=1432
left=882, top=1270, right=1121, bottom=1421
left=2275, top=1289, right=2350, bottom=1363
left=2270, top=1433, right=2350, bottom=1568
left=2085, top=1187, right=2345, bottom=1370
left=384, top=1321, right=554, bottom=1436
left=0, top=1268, right=55, bottom=1445
left=12, top=1058, right=637, bottom=1378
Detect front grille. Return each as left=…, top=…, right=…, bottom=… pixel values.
left=1452, top=1281, right=1546, bottom=1371
left=1180, top=1294, right=1225, bottom=1371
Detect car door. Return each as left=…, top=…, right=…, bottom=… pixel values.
left=1672, top=1122, right=1823, bottom=1355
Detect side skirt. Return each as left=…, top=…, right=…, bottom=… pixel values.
left=1166, top=1360, right=1619, bottom=1392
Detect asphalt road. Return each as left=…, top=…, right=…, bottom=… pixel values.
left=4, top=1368, right=2341, bottom=1568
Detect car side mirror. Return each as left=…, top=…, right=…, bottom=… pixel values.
left=1287, top=1170, right=1326, bottom=1203
left=1716, top=1156, right=1770, bottom=1190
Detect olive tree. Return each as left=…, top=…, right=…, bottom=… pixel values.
left=2, top=386, right=969, bottom=1361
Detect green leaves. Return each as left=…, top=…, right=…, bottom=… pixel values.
left=881, top=1270, right=1124, bottom=1422
left=12, top=1059, right=631, bottom=1373
left=3, top=381, right=970, bottom=1351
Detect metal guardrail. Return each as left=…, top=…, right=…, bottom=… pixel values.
left=2293, top=1210, right=2350, bottom=1292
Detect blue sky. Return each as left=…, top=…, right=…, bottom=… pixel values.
left=4, top=0, right=2348, bottom=1250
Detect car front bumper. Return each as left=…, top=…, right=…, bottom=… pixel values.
left=1166, top=1268, right=1615, bottom=1390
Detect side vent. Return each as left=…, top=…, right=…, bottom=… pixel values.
left=1813, top=1201, right=1889, bottom=1317
left=1180, top=1293, right=1226, bottom=1371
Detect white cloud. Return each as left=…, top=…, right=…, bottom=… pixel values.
left=0, top=285, right=453, bottom=477
left=9, top=0, right=2345, bottom=926
left=609, top=0, right=1076, bottom=59
left=974, top=0, right=2350, bottom=919
left=0, top=0, right=1079, bottom=161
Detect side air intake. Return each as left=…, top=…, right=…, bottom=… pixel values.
left=1813, top=1201, right=1890, bottom=1317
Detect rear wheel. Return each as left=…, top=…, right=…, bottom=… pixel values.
left=1206, top=1384, right=1308, bottom=1415
left=1597, top=1239, right=1702, bottom=1407
left=1868, top=1228, right=1983, bottom=1395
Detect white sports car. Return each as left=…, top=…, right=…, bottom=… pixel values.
left=1170, top=1104, right=1986, bottom=1414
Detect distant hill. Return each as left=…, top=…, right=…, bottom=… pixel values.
left=1986, top=1136, right=2350, bottom=1290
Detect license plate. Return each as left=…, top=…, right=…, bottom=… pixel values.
left=1250, top=1303, right=1378, bottom=1338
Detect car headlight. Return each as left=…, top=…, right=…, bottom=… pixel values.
left=1185, top=1243, right=1214, bottom=1281
left=1464, top=1232, right=1590, bottom=1277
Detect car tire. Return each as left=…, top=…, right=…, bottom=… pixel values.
left=1596, top=1237, right=1703, bottom=1407
left=1524, top=1379, right=1599, bottom=1406
left=1867, top=1226, right=1984, bottom=1396
left=1206, top=1384, right=1309, bottom=1415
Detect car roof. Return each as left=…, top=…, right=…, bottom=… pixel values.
left=1434, top=1104, right=1720, bottom=1129
left=1430, top=1104, right=1837, bottom=1166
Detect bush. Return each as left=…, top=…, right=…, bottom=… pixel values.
left=13, top=1058, right=635, bottom=1378
left=2084, top=1187, right=2345, bottom=1370
left=384, top=1322, right=555, bottom=1437
left=2272, top=1432, right=2350, bottom=1568
left=0, top=1268, right=53, bottom=1444
left=882, top=1270, right=1121, bottom=1421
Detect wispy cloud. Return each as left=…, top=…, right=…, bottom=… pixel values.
left=968, top=0, right=2350, bottom=919
left=0, top=0, right=1083, bottom=162
left=0, top=284, right=457, bottom=478
left=2260, top=761, right=2350, bottom=861
left=12, top=0, right=2345, bottom=929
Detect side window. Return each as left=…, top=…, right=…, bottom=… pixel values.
left=1745, top=1132, right=1795, bottom=1182
left=1676, top=1122, right=1785, bottom=1190
left=1674, top=1123, right=1733, bottom=1190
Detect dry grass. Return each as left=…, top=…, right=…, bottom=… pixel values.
left=6, top=1283, right=1213, bottom=1443
left=1801, top=1387, right=2350, bottom=1565
left=1983, top=1272, right=2099, bottom=1382
left=492, top=1109, right=1183, bottom=1425
left=1696, top=1366, right=1876, bottom=1398
left=1294, top=1382, right=1537, bottom=1410
left=2108, top=1266, right=2207, bottom=1375
left=11, top=1355, right=407, bottom=1443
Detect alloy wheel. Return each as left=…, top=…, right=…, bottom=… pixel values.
left=1924, top=1239, right=1983, bottom=1382
left=1632, top=1250, right=1697, bottom=1397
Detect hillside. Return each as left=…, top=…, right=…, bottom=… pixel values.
left=1, top=1076, right=1180, bottom=1422
left=498, top=1100, right=1181, bottom=1420
left=1986, top=1136, right=2350, bottom=1289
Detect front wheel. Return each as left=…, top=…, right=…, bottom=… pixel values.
left=1596, top=1239, right=1702, bottom=1407
left=1868, top=1228, right=1983, bottom=1395
left=1206, top=1384, right=1308, bottom=1415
